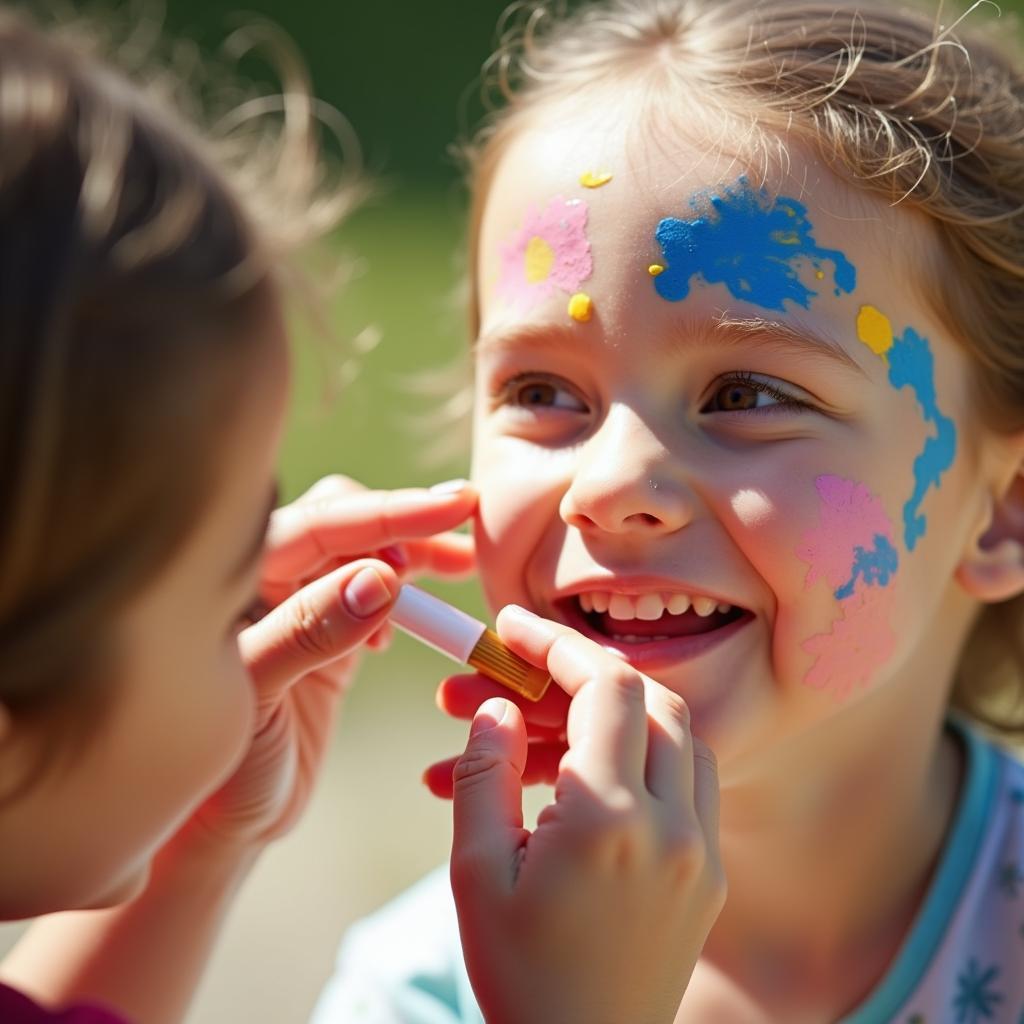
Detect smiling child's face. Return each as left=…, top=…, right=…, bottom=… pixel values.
left=470, top=98, right=1000, bottom=768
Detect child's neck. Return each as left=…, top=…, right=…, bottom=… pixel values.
left=696, top=676, right=964, bottom=1021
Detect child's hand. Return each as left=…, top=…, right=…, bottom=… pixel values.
left=426, top=670, right=570, bottom=795
left=450, top=606, right=725, bottom=1024
left=188, top=476, right=476, bottom=849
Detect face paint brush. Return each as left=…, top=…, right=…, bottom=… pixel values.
left=390, top=584, right=551, bottom=701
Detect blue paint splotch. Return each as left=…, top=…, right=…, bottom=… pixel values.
left=834, top=534, right=899, bottom=600
left=887, top=327, right=957, bottom=551
left=652, top=176, right=857, bottom=312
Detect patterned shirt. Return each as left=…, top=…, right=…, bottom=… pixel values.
left=311, top=720, right=1024, bottom=1023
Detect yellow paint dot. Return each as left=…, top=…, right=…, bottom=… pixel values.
left=771, top=230, right=800, bottom=246
left=815, top=270, right=825, bottom=280
left=580, top=170, right=613, bottom=188
left=568, top=292, right=593, bottom=322
left=524, top=236, right=554, bottom=284
left=856, top=305, right=894, bottom=360
left=648, top=264, right=665, bottom=276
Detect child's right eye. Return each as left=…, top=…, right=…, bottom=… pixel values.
left=496, top=372, right=589, bottom=413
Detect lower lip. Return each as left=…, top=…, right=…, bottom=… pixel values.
left=559, top=601, right=756, bottom=672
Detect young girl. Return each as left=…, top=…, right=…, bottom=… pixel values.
left=313, top=0, right=1024, bottom=1021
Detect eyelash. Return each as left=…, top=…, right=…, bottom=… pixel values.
left=713, top=371, right=811, bottom=415
left=492, top=372, right=586, bottom=411
left=492, top=370, right=811, bottom=416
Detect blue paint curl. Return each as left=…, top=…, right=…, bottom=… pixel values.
left=887, top=328, right=957, bottom=550
left=834, top=534, right=899, bottom=600
left=653, top=177, right=856, bottom=312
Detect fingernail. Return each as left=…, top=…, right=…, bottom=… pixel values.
left=504, top=603, right=539, bottom=621
left=501, top=604, right=560, bottom=642
left=344, top=567, right=393, bottom=618
left=470, top=697, right=509, bottom=737
left=429, top=478, right=471, bottom=495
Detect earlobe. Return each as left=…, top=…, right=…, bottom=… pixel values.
left=956, top=462, right=1024, bottom=603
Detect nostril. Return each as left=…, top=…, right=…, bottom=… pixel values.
left=564, top=511, right=598, bottom=530
left=626, top=512, right=663, bottom=527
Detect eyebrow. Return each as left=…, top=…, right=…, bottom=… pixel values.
left=227, top=481, right=280, bottom=585
left=477, top=313, right=868, bottom=379
left=703, top=314, right=869, bottom=379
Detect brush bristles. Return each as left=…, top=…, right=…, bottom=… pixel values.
left=467, top=629, right=551, bottom=702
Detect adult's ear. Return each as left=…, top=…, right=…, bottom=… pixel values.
left=957, top=444, right=1024, bottom=604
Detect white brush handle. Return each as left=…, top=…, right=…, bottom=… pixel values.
left=390, top=584, right=486, bottom=664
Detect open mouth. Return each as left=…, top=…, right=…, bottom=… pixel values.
left=555, top=589, right=754, bottom=667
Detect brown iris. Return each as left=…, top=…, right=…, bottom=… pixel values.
left=517, top=381, right=559, bottom=406
left=713, top=382, right=760, bottom=411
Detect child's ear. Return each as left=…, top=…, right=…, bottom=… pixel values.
left=957, top=448, right=1024, bottom=603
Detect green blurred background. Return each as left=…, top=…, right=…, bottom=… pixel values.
left=159, top=0, right=513, bottom=501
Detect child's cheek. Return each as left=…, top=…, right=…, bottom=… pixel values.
left=788, top=474, right=902, bottom=701
left=471, top=441, right=571, bottom=615
left=716, top=472, right=904, bottom=702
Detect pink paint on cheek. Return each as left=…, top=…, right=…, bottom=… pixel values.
left=796, top=475, right=894, bottom=590
left=800, top=587, right=898, bottom=701
left=497, top=196, right=593, bottom=309
left=796, top=474, right=899, bottom=701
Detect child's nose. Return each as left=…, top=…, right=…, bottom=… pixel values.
left=558, top=406, right=696, bottom=537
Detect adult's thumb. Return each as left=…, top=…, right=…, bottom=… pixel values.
left=451, top=698, right=529, bottom=896
left=240, top=559, right=399, bottom=708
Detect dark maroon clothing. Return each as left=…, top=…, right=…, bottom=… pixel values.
left=0, top=983, right=129, bottom=1023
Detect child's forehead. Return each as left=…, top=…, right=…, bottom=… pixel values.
left=479, top=100, right=933, bottom=295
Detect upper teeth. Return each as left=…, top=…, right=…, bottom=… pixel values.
left=577, top=591, right=731, bottom=620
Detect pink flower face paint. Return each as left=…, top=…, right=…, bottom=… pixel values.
left=797, top=475, right=900, bottom=700
left=497, top=196, right=593, bottom=310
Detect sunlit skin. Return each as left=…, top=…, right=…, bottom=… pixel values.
left=462, top=95, right=1021, bottom=1015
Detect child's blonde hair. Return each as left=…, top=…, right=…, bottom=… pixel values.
left=0, top=6, right=358, bottom=783
left=462, top=0, right=1024, bottom=737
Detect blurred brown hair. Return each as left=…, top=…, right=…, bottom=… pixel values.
left=0, top=5, right=358, bottom=771
left=462, top=0, right=1024, bottom=738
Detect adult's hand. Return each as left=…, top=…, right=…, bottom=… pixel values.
left=191, top=476, right=476, bottom=847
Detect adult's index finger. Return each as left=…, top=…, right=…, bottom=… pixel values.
left=263, top=484, right=477, bottom=582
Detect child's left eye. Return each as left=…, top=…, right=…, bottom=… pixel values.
left=702, top=372, right=810, bottom=415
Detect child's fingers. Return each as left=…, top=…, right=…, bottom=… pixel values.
left=263, top=483, right=477, bottom=583
left=239, top=559, right=399, bottom=715
left=496, top=605, right=654, bottom=794
left=424, top=738, right=567, bottom=799
left=560, top=670, right=649, bottom=796
left=691, top=736, right=721, bottom=845
left=642, top=684, right=695, bottom=811
left=451, top=699, right=530, bottom=893
left=436, top=672, right=570, bottom=731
